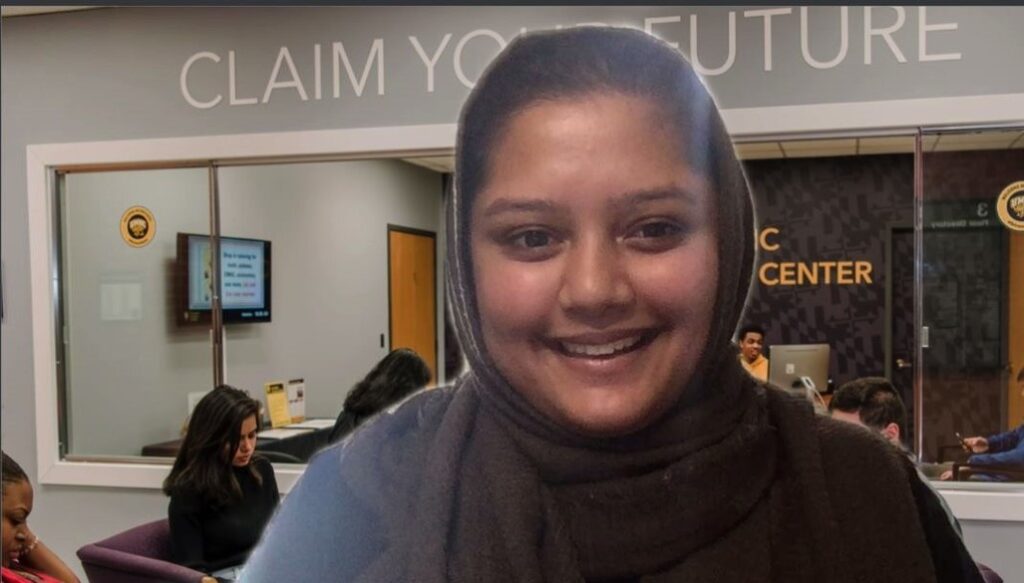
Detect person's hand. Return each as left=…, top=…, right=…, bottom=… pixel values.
left=19, top=527, right=38, bottom=558
left=939, top=469, right=954, bottom=481
left=962, top=436, right=988, bottom=453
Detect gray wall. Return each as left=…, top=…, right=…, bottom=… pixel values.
left=218, top=161, right=445, bottom=426
left=2, top=7, right=1023, bottom=581
left=61, top=161, right=443, bottom=456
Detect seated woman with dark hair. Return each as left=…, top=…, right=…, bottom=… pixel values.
left=329, top=348, right=432, bottom=444
left=2, top=451, right=80, bottom=583
left=163, top=386, right=279, bottom=582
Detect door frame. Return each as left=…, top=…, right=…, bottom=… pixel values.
left=885, top=223, right=915, bottom=452
left=386, top=224, right=438, bottom=379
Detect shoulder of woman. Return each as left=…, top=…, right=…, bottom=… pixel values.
left=252, top=456, right=278, bottom=479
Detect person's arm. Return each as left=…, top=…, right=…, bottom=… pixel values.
left=167, top=492, right=209, bottom=572
left=985, top=425, right=1024, bottom=454
left=968, top=445, right=1024, bottom=467
left=16, top=529, right=81, bottom=583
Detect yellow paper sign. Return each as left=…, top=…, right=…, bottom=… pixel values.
left=264, top=382, right=291, bottom=428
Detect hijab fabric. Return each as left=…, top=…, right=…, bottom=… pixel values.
left=338, top=27, right=936, bottom=583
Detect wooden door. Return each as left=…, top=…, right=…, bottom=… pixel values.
left=1009, top=230, right=1024, bottom=427
left=388, top=226, right=437, bottom=382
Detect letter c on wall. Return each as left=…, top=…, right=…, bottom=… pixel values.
left=180, top=51, right=223, bottom=109
left=758, top=227, right=780, bottom=251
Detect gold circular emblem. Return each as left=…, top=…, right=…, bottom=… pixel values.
left=120, top=206, right=156, bottom=247
left=996, top=181, right=1024, bottom=232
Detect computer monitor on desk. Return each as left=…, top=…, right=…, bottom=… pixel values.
left=768, top=344, right=830, bottom=394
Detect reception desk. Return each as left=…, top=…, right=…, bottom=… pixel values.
left=141, top=424, right=333, bottom=463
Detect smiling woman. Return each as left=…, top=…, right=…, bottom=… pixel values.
left=242, top=26, right=983, bottom=583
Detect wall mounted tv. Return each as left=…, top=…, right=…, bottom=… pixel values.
left=176, top=233, right=271, bottom=325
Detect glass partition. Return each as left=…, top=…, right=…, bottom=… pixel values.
left=59, top=167, right=213, bottom=459
left=215, top=159, right=446, bottom=460
left=918, top=128, right=1024, bottom=483
left=55, top=157, right=449, bottom=464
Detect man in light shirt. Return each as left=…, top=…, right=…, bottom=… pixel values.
left=737, top=324, right=768, bottom=381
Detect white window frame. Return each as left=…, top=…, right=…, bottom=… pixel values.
left=27, top=94, right=1024, bottom=518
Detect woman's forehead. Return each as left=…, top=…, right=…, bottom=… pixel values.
left=474, top=95, right=706, bottom=206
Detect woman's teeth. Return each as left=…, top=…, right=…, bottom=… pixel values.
left=561, top=335, right=642, bottom=357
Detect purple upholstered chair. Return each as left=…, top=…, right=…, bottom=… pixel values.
left=76, top=519, right=215, bottom=583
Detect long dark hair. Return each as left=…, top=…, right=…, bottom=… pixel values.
left=2, top=450, right=29, bottom=495
left=330, top=348, right=432, bottom=442
left=163, top=385, right=262, bottom=505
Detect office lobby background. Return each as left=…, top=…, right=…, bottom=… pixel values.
left=2, top=6, right=1023, bottom=580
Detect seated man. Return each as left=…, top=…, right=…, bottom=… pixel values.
left=736, top=324, right=768, bottom=381
left=828, top=377, right=990, bottom=581
left=829, top=377, right=961, bottom=531
left=829, top=376, right=905, bottom=447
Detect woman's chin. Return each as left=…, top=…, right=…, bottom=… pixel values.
left=555, top=401, right=661, bottom=439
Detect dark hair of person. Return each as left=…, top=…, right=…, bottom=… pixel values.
left=738, top=324, right=766, bottom=342
left=453, top=27, right=754, bottom=385
left=329, top=348, right=432, bottom=443
left=2, top=450, right=29, bottom=495
left=163, top=385, right=262, bottom=506
left=1018, top=366, right=1024, bottom=382
left=829, top=377, right=907, bottom=440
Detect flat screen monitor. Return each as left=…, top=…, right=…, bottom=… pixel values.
left=176, top=233, right=271, bottom=324
left=768, top=344, right=830, bottom=393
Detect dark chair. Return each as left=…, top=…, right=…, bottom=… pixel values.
left=977, top=563, right=1003, bottom=583
left=77, top=519, right=214, bottom=583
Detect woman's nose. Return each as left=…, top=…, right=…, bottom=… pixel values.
left=558, top=235, right=634, bottom=320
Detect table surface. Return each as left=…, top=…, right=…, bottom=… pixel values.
left=140, top=421, right=335, bottom=462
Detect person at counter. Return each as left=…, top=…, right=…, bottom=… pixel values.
left=737, top=323, right=769, bottom=381
left=328, top=348, right=433, bottom=444
left=163, top=386, right=279, bottom=581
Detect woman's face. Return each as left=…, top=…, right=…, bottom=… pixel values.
left=471, top=93, right=718, bottom=437
left=232, top=414, right=258, bottom=467
left=2, top=480, right=33, bottom=568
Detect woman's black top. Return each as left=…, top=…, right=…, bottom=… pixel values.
left=168, top=457, right=280, bottom=573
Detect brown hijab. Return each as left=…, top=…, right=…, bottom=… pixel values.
left=340, top=27, right=937, bottom=583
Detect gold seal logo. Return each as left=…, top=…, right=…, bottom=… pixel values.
left=996, top=181, right=1024, bottom=232
left=120, top=206, right=156, bottom=247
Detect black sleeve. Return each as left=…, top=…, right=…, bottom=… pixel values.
left=168, top=491, right=209, bottom=572
left=907, top=471, right=984, bottom=583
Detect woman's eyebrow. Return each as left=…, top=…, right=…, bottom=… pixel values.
left=479, top=198, right=566, bottom=219
left=610, top=187, right=698, bottom=211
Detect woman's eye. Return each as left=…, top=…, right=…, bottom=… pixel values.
left=631, top=221, right=684, bottom=240
left=511, top=229, right=553, bottom=249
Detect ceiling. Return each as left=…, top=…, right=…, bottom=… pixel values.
left=405, top=130, right=1024, bottom=174
left=1, top=6, right=101, bottom=17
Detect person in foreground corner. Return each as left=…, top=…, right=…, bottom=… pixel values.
left=242, top=27, right=982, bottom=583
left=2, top=452, right=81, bottom=583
